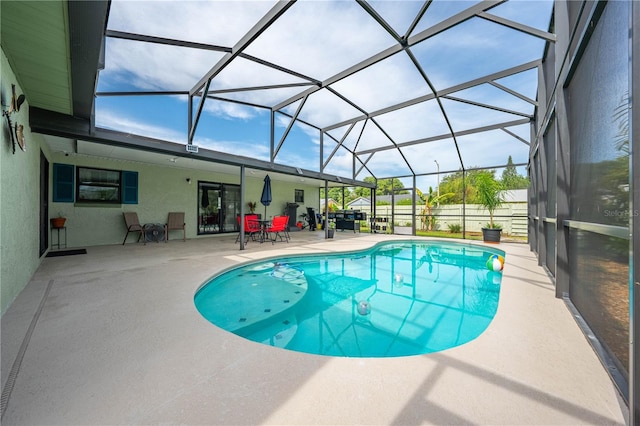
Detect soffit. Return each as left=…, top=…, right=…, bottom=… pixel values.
left=42, top=134, right=337, bottom=187
left=1, top=0, right=72, bottom=115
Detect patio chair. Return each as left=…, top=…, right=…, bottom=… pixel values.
left=265, top=215, right=289, bottom=244
left=306, top=207, right=317, bottom=231
left=122, top=212, right=144, bottom=245
left=282, top=215, right=290, bottom=241
left=235, top=214, right=260, bottom=243
left=165, top=212, right=186, bottom=242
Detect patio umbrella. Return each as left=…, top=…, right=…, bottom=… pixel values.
left=260, top=175, right=272, bottom=218
left=201, top=188, right=210, bottom=209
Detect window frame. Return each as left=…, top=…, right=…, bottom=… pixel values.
left=75, top=166, right=123, bottom=204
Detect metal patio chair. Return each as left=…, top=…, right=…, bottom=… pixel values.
left=165, top=212, right=186, bottom=242
left=122, top=212, right=144, bottom=245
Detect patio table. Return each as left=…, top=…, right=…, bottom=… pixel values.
left=257, top=219, right=271, bottom=243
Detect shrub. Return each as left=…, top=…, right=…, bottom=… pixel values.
left=448, top=223, right=462, bottom=233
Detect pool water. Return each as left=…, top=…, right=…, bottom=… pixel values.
left=194, top=240, right=505, bottom=357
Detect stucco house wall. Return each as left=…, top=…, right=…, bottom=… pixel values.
left=49, top=152, right=320, bottom=247
left=1, top=48, right=48, bottom=314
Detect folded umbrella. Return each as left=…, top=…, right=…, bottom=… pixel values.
left=260, top=175, right=272, bottom=218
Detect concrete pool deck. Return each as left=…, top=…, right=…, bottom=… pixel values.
left=1, top=231, right=628, bottom=425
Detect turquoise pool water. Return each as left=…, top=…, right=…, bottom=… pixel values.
left=194, top=240, right=505, bottom=357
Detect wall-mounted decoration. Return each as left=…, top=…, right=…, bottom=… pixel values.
left=2, top=83, right=26, bottom=154
left=295, top=189, right=304, bottom=203
left=3, top=111, right=16, bottom=154
left=8, top=84, right=25, bottom=113
left=15, top=123, right=25, bottom=151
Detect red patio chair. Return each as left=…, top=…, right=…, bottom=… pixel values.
left=246, top=214, right=261, bottom=241
left=282, top=215, right=290, bottom=241
left=265, top=215, right=289, bottom=244
left=236, top=214, right=261, bottom=243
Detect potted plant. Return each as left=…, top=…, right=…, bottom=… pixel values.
left=50, top=212, right=66, bottom=229
left=327, top=220, right=336, bottom=239
left=475, top=172, right=505, bottom=243
left=247, top=201, right=257, bottom=214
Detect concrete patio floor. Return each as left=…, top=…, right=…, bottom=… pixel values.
left=1, top=230, right=628, bottom=425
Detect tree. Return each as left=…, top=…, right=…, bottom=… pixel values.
left=613, top=93, right=629, bottom=154
left=354, top=177, right=376, bottom=198
left=501, top=156, right=529, bottom=189
left=351, top=177, right=408, bottom=197
left=376, top=178, right=407, bottom=195
left=419, top=186, right=454, bottom=231
left=437, top=159, right=528, bottom=204
left=352, top=177, right=375, bottom=198
left=437, top=171, right=463, bottom=204
left=320, top=187, right=359, bottom=210
left=475, top=171, right=505, bottom=228
left=437, top=169, right=486, bottom=204
left=329, top=187, right=347, bottom=206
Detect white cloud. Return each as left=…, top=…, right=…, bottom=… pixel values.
left=323, top=149, right=355, bottom=178
left=202, top=100, right=262, bottom=121
left=97, top=108, right=186, bottom=143
left=244, top=1, right=397, bottom=80
left=108, top=1, right=275, bottom=47
left=195, top=135, right=271, bottom=161
left=102, top=38, right=224, bottom=91
left=330, top=51, right=433, bottom=113
left=282, top=89, right=363, bottom=129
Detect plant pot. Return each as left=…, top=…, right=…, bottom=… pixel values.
left=51, top=217, right=66, bottom=229
left=327, top=229, right=335, bottom=239
left=482, top=227, right=501, bottom=243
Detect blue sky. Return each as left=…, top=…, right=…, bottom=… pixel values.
left=96, top=0, right=553, bottom=190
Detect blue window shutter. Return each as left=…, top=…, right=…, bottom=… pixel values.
left=122, top=171, right=138, bottom=204
left=53, top=163, right=74, bottom=202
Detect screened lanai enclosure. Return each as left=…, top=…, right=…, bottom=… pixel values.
left=96, top=0, right=550, bottom=176
left=52, top=0, right=553, bottom=238
left=2, top=0, right=639, bottom=421
left=27, top=0, right=553, bottom=229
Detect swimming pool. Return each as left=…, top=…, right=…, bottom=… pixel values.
left=194, top=240, right=505, bottom=357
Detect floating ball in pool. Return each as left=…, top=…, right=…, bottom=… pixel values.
left=357, top=300, right=371, bottom=316
left=486, top=254, right=504, bottom=272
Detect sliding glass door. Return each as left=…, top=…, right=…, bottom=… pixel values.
left=198, top=181, right=241, bottom=235
left=221, top=184, right=241, bottom=232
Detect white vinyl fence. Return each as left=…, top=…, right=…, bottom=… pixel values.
left=355, top=203, right=528, bottom=236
